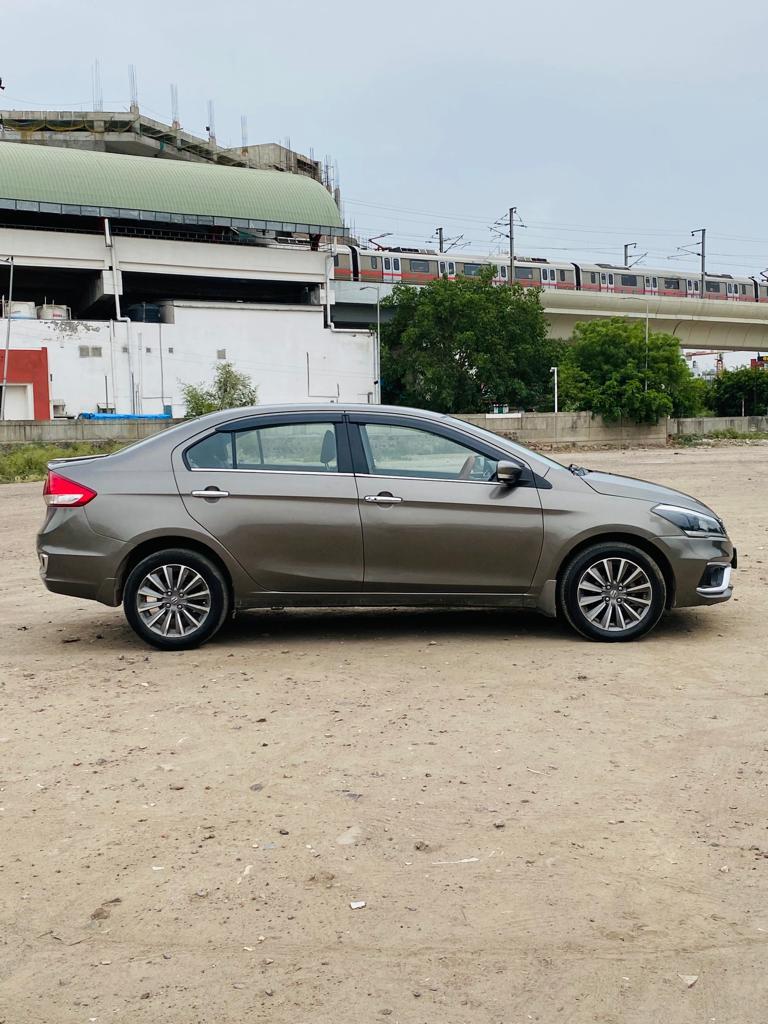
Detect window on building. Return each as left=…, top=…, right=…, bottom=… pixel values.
left=216, top=349, right=227, bottom=360
left=79, top=345, right=102, bottom=358
left=79, top=346, right=90, bottom=358
left=410, top=259, right=431, bottom=274
left=167, top=347, right=174, bottom=354
left=620, top=274, right=638, bottom=287
left=145, top=347, right=152, bottom=354
left=515, top=267, right=535, bottom=281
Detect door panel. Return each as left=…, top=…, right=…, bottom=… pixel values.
left=350, top=420, right=543, bottom=592
left=172, top=419, right=363, bottom=592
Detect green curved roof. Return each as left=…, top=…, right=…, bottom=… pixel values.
left=0, top=142, right=343, bottom=233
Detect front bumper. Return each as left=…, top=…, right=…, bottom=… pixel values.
left=662, top=535, right=735, bottom=608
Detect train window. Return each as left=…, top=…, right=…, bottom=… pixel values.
left=515, top=267, right=535, bottom=280
left=500, top=265, right=508, bottom=279
left=370, top=256, right=378, bottom=269
left=448, top=262, right=455, bottom=275
left=740, top=284, right=747, bottom=294
left=559, top=270, right=566, bottom=282
left=590, top=272, right=597, bottom=284
left=393, top=258, right=401, bottom=271
left=653, top=277, right=658, bottom=289
left=620, top=274, right=638, bottom=286
left=664, top=278, right=680, bottom=290
left=705, top=281, right=721, bottom=293
left=333, top=254, right=340, bottom=267
left=462, top=263, right=484, bottom=276
left=410, top=259, right=431, bottom=274
left=384, top=257, right=391, bottom=270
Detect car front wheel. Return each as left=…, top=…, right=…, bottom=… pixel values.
left=558, top=542, right=667, bottom=642
left=123, top=548, right=230, bottom=650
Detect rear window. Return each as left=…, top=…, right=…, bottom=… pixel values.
left=186, top=432, right=233, bottom=469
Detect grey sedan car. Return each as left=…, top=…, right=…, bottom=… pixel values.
left=37, top=404, right=735, bottom=649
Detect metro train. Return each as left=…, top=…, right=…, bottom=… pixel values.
left=332, top=245, right=768, bottom=303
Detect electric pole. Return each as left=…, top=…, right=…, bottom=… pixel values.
left=624, top=242, right=637, bottom=266
left=508, top=207, right=516, bottom=286
left=437, top=227, right=444, bottom=253
left=692, top=228, right=706, bottom=294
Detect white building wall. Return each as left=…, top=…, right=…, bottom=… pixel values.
left=4, top=303, right=374, bottom=417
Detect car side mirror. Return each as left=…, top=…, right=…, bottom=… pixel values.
left=496, top=461, right=522, bottom=486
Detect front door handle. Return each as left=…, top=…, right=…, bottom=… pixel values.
left=191, top=488, right=230, bottom=499
left=364, top=493, right=403, bottom=504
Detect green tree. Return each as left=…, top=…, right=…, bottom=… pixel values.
left=560, top=318, right=707, bottom=423
left=181, top=362, right=259, bottom=417
left=380, top=268, right=562, bottom=413
left=709, top=366, right=768, bottom=416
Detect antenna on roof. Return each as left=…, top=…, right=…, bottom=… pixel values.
left=128, top=65, right=138, bottom=113
left=206, top=100, right=216, bottom=145
left=91, top=58, right=103, bottom=112
left=170, top=83, right=180, bottom=129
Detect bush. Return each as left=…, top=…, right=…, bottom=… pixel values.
left=0, top=441, right=123, bottom=483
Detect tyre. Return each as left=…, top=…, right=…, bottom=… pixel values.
left=558, top=542, right=666, bottom=642
left=123, top=548, right=229, bottom=650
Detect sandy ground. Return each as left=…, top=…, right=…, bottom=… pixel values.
left=1, top=444, right=767, bottom=1024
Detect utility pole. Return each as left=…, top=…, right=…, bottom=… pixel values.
left=437, top=227, right=444, bottom=253
left=508, top=207, right=516, bottom=286
left=1, top=256, right=14, bottom=422
left=550, top=365, right=558, bottom=413
left=624, top=241, right=637, bottom=266
left=692, top=228, right=706, bottom=295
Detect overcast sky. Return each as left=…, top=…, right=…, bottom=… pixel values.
left=3, top=0, right=767, bottom=277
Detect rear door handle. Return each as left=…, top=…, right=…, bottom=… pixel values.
left=191, top=488, right=230, bottom=499
left=364, top=493, right=403, bottom=504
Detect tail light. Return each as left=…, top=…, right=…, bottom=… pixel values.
left=43, top=470, right=97, bottom=508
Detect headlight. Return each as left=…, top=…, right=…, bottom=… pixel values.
left=652, top=503, right=726, bottom=537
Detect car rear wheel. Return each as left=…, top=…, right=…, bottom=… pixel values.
left=123, top=548, right=229, bottom=650
left=558, top=542, right=666, bottom=642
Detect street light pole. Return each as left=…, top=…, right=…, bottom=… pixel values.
left=550, top=365, right=558, bottom=413
left=1, top=256, right=15, bottom=422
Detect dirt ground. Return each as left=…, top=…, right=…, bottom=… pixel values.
left=1, top=444, right=767, bottom=1024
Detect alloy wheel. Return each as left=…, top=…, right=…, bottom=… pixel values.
left=136, top=563, right=212, bottom=638
left=576, top=557, right=653, bottom=633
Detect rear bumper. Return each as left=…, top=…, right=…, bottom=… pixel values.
left=37, top=508, right=123, bottom=607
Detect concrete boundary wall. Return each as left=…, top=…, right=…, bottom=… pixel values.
left=671, top=415, right=768, bottom=436
left=1, top=414, right=767, bottom=448
left=460, top=412, right=668, bottom=447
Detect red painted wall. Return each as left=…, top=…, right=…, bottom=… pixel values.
left=0, top=348, right=50, bottom=419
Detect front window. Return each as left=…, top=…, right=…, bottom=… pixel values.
left=359, top=423, right=497, bottom=481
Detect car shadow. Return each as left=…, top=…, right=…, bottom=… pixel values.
left=218, top=606, right=579, bottom=646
